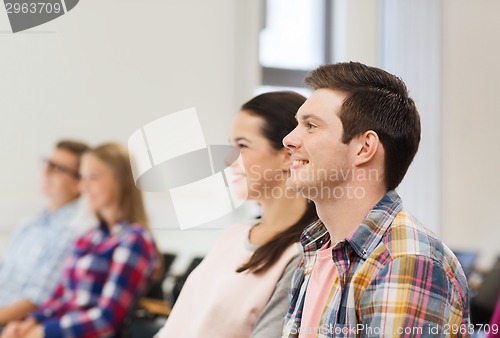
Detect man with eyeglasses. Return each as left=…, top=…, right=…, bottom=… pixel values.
left=0, top=140, right=95, bottom=326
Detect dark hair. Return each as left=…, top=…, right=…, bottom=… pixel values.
left=241, top=91, right=306, bottom=151
left=237, top=91, right=318, bottom=274
left=305, top=62, right=421, bottom=190
left=237, top=202, right=317, bottom=274
left=56, top=140, right=90, bottom=168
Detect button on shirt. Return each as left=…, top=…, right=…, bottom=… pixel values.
left=0, top=200, right=88, bottom=306
left=283, top=190, right=470, bottom=338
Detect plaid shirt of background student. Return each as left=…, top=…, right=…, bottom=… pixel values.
left=31, top=221, right=157, bottom=338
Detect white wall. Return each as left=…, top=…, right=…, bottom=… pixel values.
left=0, top=0, right=261, bottom=273
left=332, top=0, right=442, bottom=236
left=334, top=0, right=500, bottom=268
left=2, top=0, right=498, bottom=273
left=379, top=0, right=442, bottom=236
left=333, top=0, right=379, bottom=67
left=442, top=0, right=500, bottom=269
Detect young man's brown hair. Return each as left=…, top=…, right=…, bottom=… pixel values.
left=305, top=62, right=421, bottom=190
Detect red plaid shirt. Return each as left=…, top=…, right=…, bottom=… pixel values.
left=32, top=221, right=157, bottom=338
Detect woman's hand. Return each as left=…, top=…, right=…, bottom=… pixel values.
left=1, top=318, right=39, bottom=338
left=23, top=325, right=44, bottom=338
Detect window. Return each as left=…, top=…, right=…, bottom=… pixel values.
left=259, top=0, right=332, bottom=89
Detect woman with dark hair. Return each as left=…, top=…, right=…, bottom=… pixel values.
left=156, top=91, right=318, bottom=338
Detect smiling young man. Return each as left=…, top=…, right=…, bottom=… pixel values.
left=0, top=140, right=95, bottom=326
left=281, top=62, right=470, bottom=337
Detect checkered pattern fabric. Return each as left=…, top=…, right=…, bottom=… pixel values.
left=283, top=191, right=470, bottom=338
left=31, top=221, right=157, bottom=338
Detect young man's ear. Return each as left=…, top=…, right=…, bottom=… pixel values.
left=353, top=130, right=380, bottom=167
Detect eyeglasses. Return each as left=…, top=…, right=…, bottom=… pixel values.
left=43, top=158, right=80, bottom=179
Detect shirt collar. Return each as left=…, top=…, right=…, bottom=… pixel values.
left=300, top=219, right=330, bottom=253
left=98, top=219, right=127, bottom=235
left=42, top=198, right=79, bottom=224
left=299, top=190, right=402, bottom=259
left=345, top=190, right=403, bottom=259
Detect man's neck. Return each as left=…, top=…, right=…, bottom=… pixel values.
left=47, top=197, right=76, bottom=213
left=315, top=183, right=387, bottom=244
left=250, top=187, right=308, bottom=246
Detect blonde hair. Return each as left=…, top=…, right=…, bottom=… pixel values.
left=87, top=143, right=163, bottom=278
left=87, top=143, right=148, bottom=227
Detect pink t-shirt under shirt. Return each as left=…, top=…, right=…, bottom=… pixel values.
left=299, top=241, right=338, bottom=338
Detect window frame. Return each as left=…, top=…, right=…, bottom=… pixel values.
left=260, top=0, right=333, bottom=88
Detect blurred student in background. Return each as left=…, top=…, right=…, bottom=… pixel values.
left=0, top=140, right=94, bottom=325
left=1, top=143, right=160, bottom=338
left=156, top=91, right=318, bottom=338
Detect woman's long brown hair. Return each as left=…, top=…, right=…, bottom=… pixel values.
left=237, top=202, right=317, bottom=274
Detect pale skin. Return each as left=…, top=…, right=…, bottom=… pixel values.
left=78, top=153, right=122, bottom=229
left=42, top=148, right=81, bottom=213
left=0, top=148, right=81, bottom=327
left=283, top=88, right=387, bottom=244
left=0, top=318, right=41, bottom=338
left=1, top=154, right=120, bottom=338
left=229, top=110, right=308, bottom=247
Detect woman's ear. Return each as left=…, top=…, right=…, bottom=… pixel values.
left=353, top=130, right=380, bottom=167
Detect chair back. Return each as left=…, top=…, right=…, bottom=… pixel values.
left=453, top=249, right=478, bottom=279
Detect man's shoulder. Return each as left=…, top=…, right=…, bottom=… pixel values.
left=381, top=209, right=464, bottom=278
